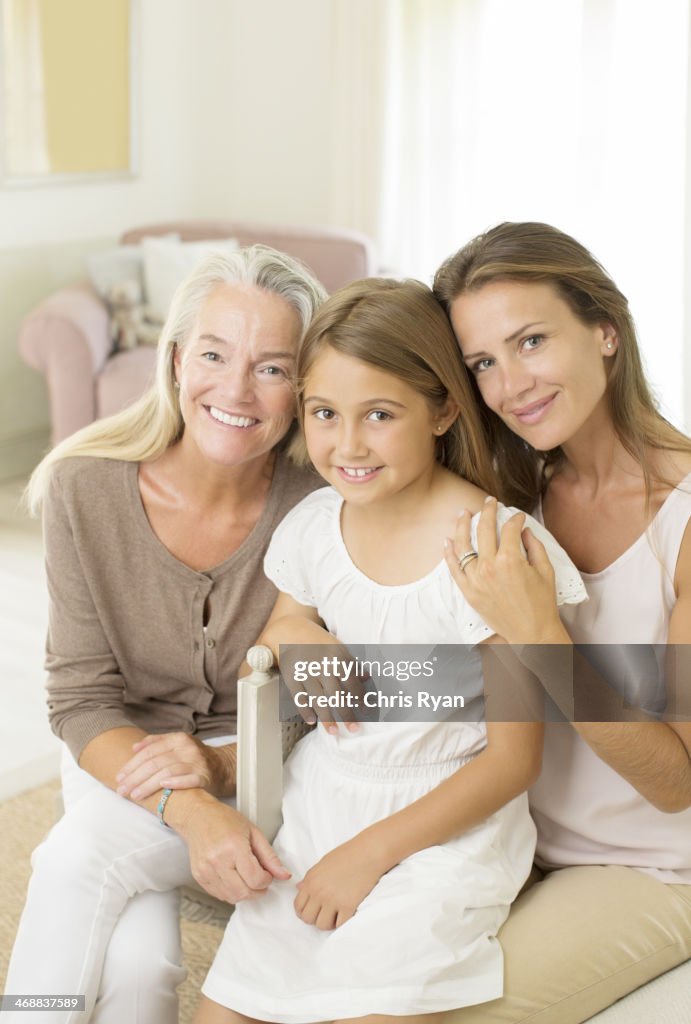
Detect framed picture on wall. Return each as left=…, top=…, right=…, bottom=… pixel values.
left=0, top=0, right=137, bottom=186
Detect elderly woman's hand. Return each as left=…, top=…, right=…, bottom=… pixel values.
left=172, top=794, right=291, bottom=903
left=444, top=496, right=563, bottom=645
left=116, top=732, right=236, bottom=800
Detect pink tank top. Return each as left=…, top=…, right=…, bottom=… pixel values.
left=530, top=473, right=691, bottom=882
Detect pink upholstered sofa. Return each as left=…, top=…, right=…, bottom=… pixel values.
left=19, top=221, right=376, bottom=445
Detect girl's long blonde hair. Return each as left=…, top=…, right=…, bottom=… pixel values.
left=433, top=221, right=691, bottom=510
left=290, top=277, right=500, bottom=497
left=27, top=245, right=327, bottom=514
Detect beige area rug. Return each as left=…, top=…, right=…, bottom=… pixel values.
left=0, top=779, right=222, bottom=1023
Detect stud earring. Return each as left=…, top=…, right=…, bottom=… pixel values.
left=606, top=342, right=614, bottom=350
left=174, top=381, right=181, bottom=390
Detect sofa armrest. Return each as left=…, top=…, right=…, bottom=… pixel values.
left=18, top=283, right=111, bottom=445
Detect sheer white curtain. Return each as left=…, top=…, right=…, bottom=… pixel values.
left=330, top=0, right=690, bottom=426
left=2, top=0, right=49, bottom=177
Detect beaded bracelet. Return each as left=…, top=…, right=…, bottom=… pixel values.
left=157, top=787, right=173, bottom=828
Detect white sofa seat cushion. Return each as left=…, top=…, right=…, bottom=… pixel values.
left=585, top=958, right=691, bottom=1022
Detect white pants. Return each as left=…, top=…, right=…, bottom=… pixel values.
left=4, top=741, right=234, bottom=1024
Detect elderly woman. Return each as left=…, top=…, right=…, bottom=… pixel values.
left=5, top=246, right=326, bottom=1024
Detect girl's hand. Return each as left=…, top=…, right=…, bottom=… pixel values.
left=294, top=837, right=384, bottom=930
left=116, top=732, right=236, bottom=800
left=444, top=497, right=561, bottom=644
left=174, top=794, right=291, bottom=903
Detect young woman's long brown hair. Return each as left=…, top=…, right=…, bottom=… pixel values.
left=433, top=221, right=691, bottom=510
left=291, top=277, right=500, bottom=497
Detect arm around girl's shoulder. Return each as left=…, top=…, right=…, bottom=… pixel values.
left=444, top=496, right=586, bottom=646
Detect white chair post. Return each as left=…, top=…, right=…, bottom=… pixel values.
left=236, top=645, right=283, bottom=841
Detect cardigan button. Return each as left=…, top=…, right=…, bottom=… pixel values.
left=206, top=638, right=216, bottom=649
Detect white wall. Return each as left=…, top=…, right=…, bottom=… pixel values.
left=0, top=0, right=230, bottom=249
left=0, top=0, right=337, bottom=480
left=5, top=0, right=689, bottom=481
left=222, top=0, right=335, bottom=225
left=0, top=0, right=336, bottom=251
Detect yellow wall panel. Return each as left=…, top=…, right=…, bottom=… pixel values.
left=4, top=0, right=131, bottom=178
left=38, top=0, right=130, bottom=174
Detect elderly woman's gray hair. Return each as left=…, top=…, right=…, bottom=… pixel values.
left=27, top=245, right=327, bottom=514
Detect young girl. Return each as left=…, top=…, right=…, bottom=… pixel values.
left=195, top=279, right=586, bottom=1024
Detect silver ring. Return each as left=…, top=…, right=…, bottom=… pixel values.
left=458, top=550, right=479, bottom=572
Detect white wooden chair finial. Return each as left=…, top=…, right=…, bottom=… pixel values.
left=246, top=644, right=275, bottom=675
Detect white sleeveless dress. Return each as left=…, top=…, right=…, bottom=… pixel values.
left=202, top=488, right=586, bottom=1022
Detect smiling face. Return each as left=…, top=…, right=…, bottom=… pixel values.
left=449, top=279, right=617, bottom=451
left=302, top=346, right=455, bottom=506
left=174, top=282, right=301, bottom=468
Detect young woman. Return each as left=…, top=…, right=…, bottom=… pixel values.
left=194, top=278, right=587, bottom=1024
left=5, top=247, right=326, bottom=1024
left=433, top=221, right=691, bottom=1024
